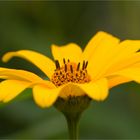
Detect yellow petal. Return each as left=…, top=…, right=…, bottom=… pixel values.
left=109, top=68, right=140, bottom=84
left=131, top=62, right=140, bottom=67
left=58, top=83, right=86, bottom=98
left=82, top=31, right=120, bottom=60
left=0, top=76, right=9, bottom=79
left=84, top=31, right=120, bottom=80
left=96, top=43, right=140, bottom=80
left=0, top=80, right=31, bottom=102
left=2, top=50, right=55, bottom=79
left=33, top=84, right=61, bottom=108
left=33, top=78, right=108, bottom=108
left=107, top=76, right=131, bottom=88
left=106, top=52, right=140, bottom=75
left=112, top=40, right=140, bottom=62
left=0, top=67, right=42, bottom=82
left=59, top=78, right=108, bottom=101
left=77, top=78, right=109, bottom=101
left=82, top=31, right=119, bottom=60
left=51, top=43, right=82, bottom=65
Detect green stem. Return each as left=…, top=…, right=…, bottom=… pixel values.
left=54, top=96, right=91, bottom=139
left=65, top=114, right=81, bottom=140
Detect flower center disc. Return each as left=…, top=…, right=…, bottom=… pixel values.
left=51, top=59, right=91, bottom=87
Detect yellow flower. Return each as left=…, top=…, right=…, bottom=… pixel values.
left=0, top=31, right=140, bottom=108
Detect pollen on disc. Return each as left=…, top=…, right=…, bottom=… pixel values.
left=51, top=60, right=91, bottom=87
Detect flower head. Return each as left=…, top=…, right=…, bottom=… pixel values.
left=0, top=31, right=140, bottom=108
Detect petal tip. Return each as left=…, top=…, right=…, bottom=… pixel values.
left=2, top=52, right=15, bottom=63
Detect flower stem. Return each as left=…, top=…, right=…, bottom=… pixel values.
left=54, top=96, right=91, bottom=139
left=65, top=113, right=80, bottom=140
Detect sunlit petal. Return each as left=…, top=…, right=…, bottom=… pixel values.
left=109, top=68, right=140, bottom=84
left=59, top=78, right=108, bottom=101
left=84, top=31, right=120, bottom=80
left=82, top=31, right=119, bottom=61
left=0, top=80, right=31, bottom=102
left=2, top=50, right=55, bottom=79
left=0, top=67, right=42, bottom=82
left=77, top=78, right=108, bottom=101
left=33, top=84, right=61, bottom=108
left=112, top=40, right=140, bottom=62
left=107, top=76, right=131, bottom=88
left=106, top=52, right=140, bottom=75
left=51, top=43, right=82, bottom=65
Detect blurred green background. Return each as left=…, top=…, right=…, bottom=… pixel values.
left=0, top=1, right=140, bottom=139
